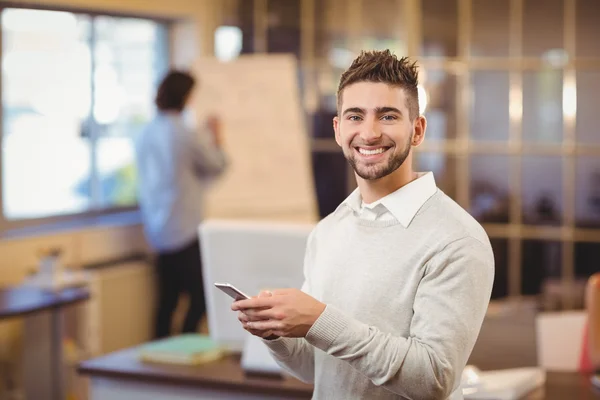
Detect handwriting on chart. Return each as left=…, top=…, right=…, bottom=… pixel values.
left=193, top=55, right=317, bottom=222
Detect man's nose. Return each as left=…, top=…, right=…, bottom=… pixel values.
left=359, top=118, right=382, bottom=142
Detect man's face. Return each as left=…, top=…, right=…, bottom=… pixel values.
left=333, top=82, right=417, bottom=181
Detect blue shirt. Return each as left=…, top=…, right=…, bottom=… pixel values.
left=134, top=111, right=227, bottom=252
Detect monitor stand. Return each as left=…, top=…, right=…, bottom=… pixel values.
left=240, top=334, right=283, bottom=377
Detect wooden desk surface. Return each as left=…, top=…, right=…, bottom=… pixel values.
left=530, top=372, right=600, bottom=400
left=0, top=286, right=90, bottom=319
left=78, top=344, right=600, bottom=400
left=78, top=347, right=313, bottom=398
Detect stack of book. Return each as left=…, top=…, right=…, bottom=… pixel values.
left=138, top=334, right=226, bottom=366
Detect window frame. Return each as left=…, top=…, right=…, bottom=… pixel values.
left=0, top=3, right=175, bottom=234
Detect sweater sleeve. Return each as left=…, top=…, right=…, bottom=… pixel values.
left=303, top=236, right=494, bottom=400
left=261, top=230, right=317, bottom=383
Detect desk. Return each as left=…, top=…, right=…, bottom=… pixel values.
left=78, top=345, right=600, bottom=400
left=0, top=286, right=90, bottom=400
left=78, top=346, right=312, bottom=400
left=527, top=373, right=600, bottom=400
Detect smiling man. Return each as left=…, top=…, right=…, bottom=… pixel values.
left=232, top=50, right=495, bottom=400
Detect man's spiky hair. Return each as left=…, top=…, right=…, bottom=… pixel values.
left=337, top=49, right=420, bottom=120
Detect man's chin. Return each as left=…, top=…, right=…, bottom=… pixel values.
left=353, top=166, right=389, bottom=181
left=346, top=146, right=410, bottom=181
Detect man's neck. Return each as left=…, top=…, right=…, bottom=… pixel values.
left=357, top=166, right=418, bottom=204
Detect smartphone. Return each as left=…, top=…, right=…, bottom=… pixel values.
left=214, top=282, right=250, bottom=301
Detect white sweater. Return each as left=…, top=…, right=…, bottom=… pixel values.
left=264, top=189, right=495, bottom=400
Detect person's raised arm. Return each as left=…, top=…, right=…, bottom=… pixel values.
left=189, top=115, right=227, bottom=179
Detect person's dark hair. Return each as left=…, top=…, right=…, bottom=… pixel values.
left=155, top=70, right=196, bottom=112
left=337, top=50, right=420, bottom=120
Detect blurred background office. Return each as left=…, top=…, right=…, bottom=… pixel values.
left=0, top=0, right=599, bottom=397
left=2, top=0, right=598, bottom=308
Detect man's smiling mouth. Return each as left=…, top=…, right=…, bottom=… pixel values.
left=358, top=147, right=385, bottom=155
left=354, top=146, right=392, bottom=157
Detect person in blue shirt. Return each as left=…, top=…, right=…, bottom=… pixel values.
left=135, top=70, right=228, bottom=338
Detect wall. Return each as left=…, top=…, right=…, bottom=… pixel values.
left=0, top=224, right=149, bottom=284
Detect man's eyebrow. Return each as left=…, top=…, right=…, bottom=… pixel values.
left=342, top=107, right=365, bottom=116
left=342, top=107, right=404, bottom=116
left=375, top=106, right=403, bottom=115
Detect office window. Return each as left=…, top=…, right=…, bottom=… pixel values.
left=1, top=7, right=169, bottom=221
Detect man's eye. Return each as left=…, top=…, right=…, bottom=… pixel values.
left=381, top=115, right=397, bottom=121
left=349, top=115, right=362, bottom=121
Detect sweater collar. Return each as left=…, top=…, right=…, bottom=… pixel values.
left=336, top=172, right=438, bottom=228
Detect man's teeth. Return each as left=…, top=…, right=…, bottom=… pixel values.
left=358, top=147, right=385, bottom=155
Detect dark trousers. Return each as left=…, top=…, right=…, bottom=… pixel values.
left=154, top=238, right=206, bottom=339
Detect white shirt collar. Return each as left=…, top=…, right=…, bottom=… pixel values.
left=336, top=172, right=438, bottom=227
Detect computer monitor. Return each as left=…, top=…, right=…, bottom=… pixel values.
left=199, top=219, right=314, bottom=352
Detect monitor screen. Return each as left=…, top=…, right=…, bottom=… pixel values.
left=199, top=219, right=314, bottom=351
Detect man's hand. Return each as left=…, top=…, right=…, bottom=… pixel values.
left=237, top=291, right=278, bottom=339
left=232, top=288, right=326, bottom=338
left=206, top=115, right=222, bottom=147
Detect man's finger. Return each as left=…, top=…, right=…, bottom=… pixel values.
left=247, top=328, right=275, bottom=338
left=240, top=310, right=271, bottom=322
left=238, top=312, right=249, bottom=323
left=240, top=321, right=275, bottom=337
left=242, top=325, right=261, bottom=335
left=243, top=308, right=280, bottom=319
left=247, top=320, right=283, bottom=331
left=232, top=296, right=276, bottom=311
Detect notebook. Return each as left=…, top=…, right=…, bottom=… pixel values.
left=462, top=367, right=546, bottom=400
left=138, top=334, right=226, bottom=366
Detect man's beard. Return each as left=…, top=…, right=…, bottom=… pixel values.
left=345, top=134, right=412, bottom=181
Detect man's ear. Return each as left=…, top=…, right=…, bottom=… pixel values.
left=333, top=116, right=342, bottom=147
left=412, top=115, right=427, bottom=147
